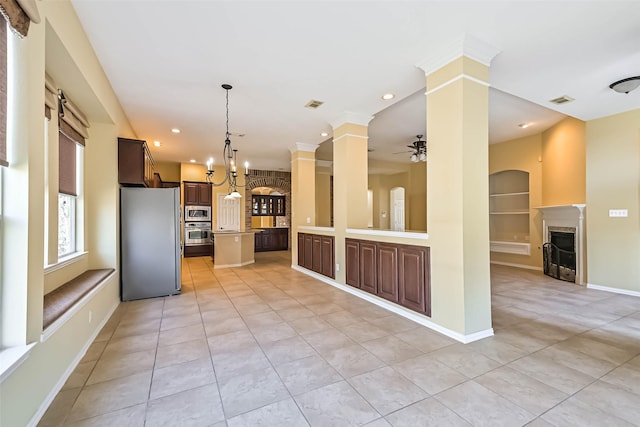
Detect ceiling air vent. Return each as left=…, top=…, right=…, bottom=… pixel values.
left=549, top=95, right=574, bottom=105
left=304, top=99, right=324, bottom=109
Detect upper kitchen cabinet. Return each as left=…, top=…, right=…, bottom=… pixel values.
left=184, top=181, right=212, bottom=206
left=252, top=195, right=285, bottom=216
left=118, top=137, right=155, bottom=187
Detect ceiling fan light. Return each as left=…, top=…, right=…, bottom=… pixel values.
left=410, top=153, right=418, bottom=162
left=609, top=76, right=640, bottom=94
left=419, top=152, right=426, bottom=162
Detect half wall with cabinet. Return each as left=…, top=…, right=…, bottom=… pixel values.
left=345, top=239, right=431, bottom=316
left=297, top=233, right=335, bottom=279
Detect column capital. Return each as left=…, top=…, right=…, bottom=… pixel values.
left=289, top=142, right=319, bottom=154
left=416, top=33, right=501, bottom=76
left=330, top=112, right=374, bottom=130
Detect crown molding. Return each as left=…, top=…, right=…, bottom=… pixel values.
left=416, top=33, right=501, bottom=76
left=330, top=111, right=375, bottom=129
left=289, top=142, right=319, bottom=154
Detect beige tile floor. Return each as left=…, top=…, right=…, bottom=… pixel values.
left=39, top=251, right=640, bottom=426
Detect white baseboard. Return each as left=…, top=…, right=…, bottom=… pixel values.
left=490, top=260, right=542, bottom=271
left=291, top=265, right=494, bottom=344
left=28, top=300, right=120, bottom=427
left=587, top=283, right=640, bottom=298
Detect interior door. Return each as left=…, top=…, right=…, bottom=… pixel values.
left=390, top=187, right=405, bottom=231
left=217, top=194, right=241, bottom=231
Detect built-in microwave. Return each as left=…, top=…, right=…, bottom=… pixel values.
left=185, top=205, right=211, bottom=222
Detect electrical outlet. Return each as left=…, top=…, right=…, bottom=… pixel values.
left=306, top=217, right=311, bottom=224
left=335, top=263, right=340, bottom=272
left=609, top=209, right=628, bottom=217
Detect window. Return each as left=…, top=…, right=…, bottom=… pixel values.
left=57, top=193, right=75, bottom=257
left=57, top=125, right=82, bottom=258
left=0, top=18, right=6, bottom=167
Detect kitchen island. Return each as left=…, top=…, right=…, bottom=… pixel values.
left=212, top=231, right=256, bottom=268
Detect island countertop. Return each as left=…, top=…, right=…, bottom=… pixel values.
left=211, top=230, right=257, bottom=235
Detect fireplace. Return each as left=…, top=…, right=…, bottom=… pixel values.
left=536, top=204, right=586, bottom=285
left=543, top=227, right=576, bottom=282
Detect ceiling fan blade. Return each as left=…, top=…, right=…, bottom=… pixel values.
left=392, top=150, right=412, bottom=154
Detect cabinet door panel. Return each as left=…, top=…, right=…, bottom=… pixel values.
left=359, top=241, right=377, bottom=294
left=345, top=239, right=360, bottom=288
left=184, top=183, right=198, bottom=205
left=303, top=234, right=313, bottom=270
left=398, top=246, right=427, bottom=314
left=321, top=236, right=334, bottom=279
left=377, top=244, right=399, bottom=303
left=298, top=233, right=305, bottom=266
left=312, top=235, right=323, bottom=273
left=198, top=184, right=212, bottom=205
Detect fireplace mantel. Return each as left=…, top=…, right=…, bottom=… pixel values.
left=535, top=204, right=586, bottom=285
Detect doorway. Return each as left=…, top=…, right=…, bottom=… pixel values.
left=390, top=187, right=405, bottom=231
left=217, top=194, right=241, bottom=231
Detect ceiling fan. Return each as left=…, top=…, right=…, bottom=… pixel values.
left=393, top=135, right=427, bottom=162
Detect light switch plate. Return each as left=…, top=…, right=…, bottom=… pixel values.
left=609, top=209, right=628, bottom=217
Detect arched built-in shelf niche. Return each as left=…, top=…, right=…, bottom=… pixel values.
left=489, top=170, right=531, bottom=255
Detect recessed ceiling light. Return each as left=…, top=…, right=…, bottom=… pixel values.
left=189, top=159, right=196, bottom=163
left=171, top=128, right=181, bottom=134
left=320, top=132, right=329, bottom=137
left=382, top=93, right=395, bottom=100
left=153, top=140, right=161, bottom=147
left=518, top=123, right=530, bottom=129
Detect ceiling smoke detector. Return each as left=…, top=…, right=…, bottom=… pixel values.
left=549, top=95, right=575, bottom=105
left=609, top=76, right=640, bottom=94
left=304, top=100, right=324, bottom=109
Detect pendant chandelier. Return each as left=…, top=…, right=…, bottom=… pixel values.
left=205, top=84, right=249, bottom=199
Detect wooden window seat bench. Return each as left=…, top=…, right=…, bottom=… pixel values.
left=43, top=268, right=115, bottom=330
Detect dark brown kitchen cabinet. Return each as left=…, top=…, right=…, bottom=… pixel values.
left=254, top=228, right=288, bottom=252
left=298, top=233, right=306, bottom=268
left=345, top=238, right=431, bottom=317
left=297, top=232, right=335, bottom=279
left=359, top=241, right=377, bottom=294
left=377, top=243, right=399, bottom=303
left=345, top=239, right=360, bottom=288
left=184, top=182, right=212, bottom=206
left=118, top=137, right=155, bottom=187
left=399, top=245, right=430, bottom=315
left=312, top=235, right=323, bottom=273
left=321, top=236, right=335, bottom=278
left=303, top=233, right=313, bottom=270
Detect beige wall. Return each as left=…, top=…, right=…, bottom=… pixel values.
left=489, top=134, right=543, bottom=269
left=155, top=161, right=181, bottom=182
left=408, top=162, right=427, bottom=231
left=586, top=109, right=640, bottom=292
left=1, top=1, right=134, bottom=425
left=315, top=164, right=332, bottom=227
left=542, top=117, right=586, bottom=206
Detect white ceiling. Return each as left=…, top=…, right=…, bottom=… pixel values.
left=69, top=1, right=640, bottom=172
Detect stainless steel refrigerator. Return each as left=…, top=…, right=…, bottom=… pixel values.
left=120, top=187, right=181, bottom=301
